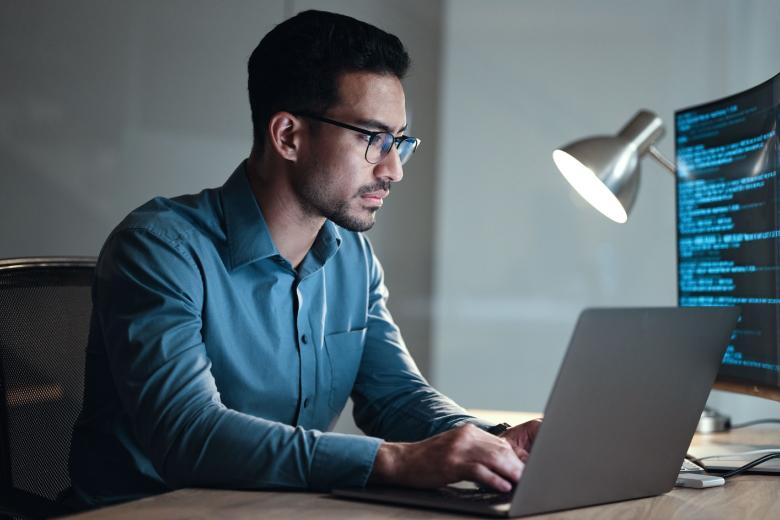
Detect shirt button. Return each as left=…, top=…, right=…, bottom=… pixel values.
left=303, top=398, right=310, bottom=408
left=300, top=334, right=308, bottom=344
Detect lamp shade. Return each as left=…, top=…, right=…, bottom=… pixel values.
left=552, top=110, right=664, bottom=224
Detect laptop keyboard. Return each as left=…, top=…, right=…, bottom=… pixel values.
left=438, top=486, right=513, bottom=504
left=436, top=458, right=699, bottom=505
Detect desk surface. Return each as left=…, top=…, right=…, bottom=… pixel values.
left=65, top=411, right=780, bottom=520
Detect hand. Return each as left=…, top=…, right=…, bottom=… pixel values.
left=369, top=423, right=524, bottom=492
left=499, top=419, right=542, bottom=462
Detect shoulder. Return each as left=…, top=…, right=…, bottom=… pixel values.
left=96, top=192, right=223, bottom=297
left=110, top=188, right=223, bottom=249
left=98, top=189, right=226, bottom=281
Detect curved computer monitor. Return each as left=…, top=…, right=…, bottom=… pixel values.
left=675, top=72, right=780, bottom=404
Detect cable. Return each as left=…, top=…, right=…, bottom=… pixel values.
left=730, top=418, right=780, bottom=429
left=696, top=449, right=780, bottom=462
left=685, top=453, right=706, bottom=467
left=686, top=450, right=780, bottom=479
left=721, top=453, right=780, bottom=479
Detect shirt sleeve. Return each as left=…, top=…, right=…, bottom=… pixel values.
left=96, top=228, right=381, bottom=491
left=350, top=239, right=494, bottom=442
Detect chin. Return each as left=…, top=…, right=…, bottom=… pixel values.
left=347, top=218, right=376, bottom=233
left=333, top=211, right=376, bottom=232
left=324, top=200, right=379, bottom=232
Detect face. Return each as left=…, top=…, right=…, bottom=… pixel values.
left=292, top=71, right=407, bottom=232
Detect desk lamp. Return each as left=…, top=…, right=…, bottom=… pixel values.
left=551, top=110, right=675, bottom=223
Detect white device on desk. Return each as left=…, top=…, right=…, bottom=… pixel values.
left=334, top=307, right=740, bottom=517
left=675, top=473, right=725, bottom=488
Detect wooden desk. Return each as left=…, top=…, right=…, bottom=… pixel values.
left=65, top=412, right=780, bottom=520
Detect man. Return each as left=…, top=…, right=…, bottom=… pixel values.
left=69, top=10, right=539, bottom=508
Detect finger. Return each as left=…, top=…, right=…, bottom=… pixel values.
left=463, top=426, right=524, bottom=483
left=482, top=442, right=524, bottom=484
left=478, top=429, right=524, bottom=460
left=470, top=463, right=514, bottom=493
left=495, top=436, right=527, bottom=464
left=500, top=435, right=529, bottom=460
left=515, top=448, right=530, bottom=463
left=503, top=420, right=542, bottom=451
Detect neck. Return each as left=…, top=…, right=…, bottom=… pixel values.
left=246, top=149, right=324, bottom=269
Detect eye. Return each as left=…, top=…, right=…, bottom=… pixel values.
left=367, top=134, right=386, bottom=148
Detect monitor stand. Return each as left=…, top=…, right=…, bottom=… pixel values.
left=696, top=407, right=731, bottom=434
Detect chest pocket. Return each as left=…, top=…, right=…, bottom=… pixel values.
left=324, top=328, right=366, bottom=413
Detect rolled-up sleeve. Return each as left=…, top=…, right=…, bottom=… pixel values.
left=97, top=228, right=381, bottom=490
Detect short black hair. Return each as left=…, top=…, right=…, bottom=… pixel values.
left=248, top=10, right=410, bottom=152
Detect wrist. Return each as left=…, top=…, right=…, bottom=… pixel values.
left=369, top=442, right=404, bottom=485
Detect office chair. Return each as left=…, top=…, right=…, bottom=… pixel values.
left=0, top=257, right=95, bottom=519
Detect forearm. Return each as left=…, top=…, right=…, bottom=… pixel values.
left=145, top=400, right=382, bottom=490
left=353, top=382, right=494, bottom=442
left=125, top=359, right=382, bottom=490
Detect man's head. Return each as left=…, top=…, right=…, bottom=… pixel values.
left=248, top=10, right=416, bottom=232
left=248, top=10, right=410, bottom=152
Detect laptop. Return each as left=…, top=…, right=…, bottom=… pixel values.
left=333, top=306, right=740, bottom=517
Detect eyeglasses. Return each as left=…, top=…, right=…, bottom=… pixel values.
left=294, top=112, right=421, bottom=165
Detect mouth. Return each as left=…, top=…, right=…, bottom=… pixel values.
left=360, top=190, right=388, bottom=207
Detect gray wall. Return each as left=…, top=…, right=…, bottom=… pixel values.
left=433, top=0, right=780, bottom=423
left=0, top=1, right=279, bottom=255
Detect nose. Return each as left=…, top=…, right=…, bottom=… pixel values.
left=373, top=146, right=404, bottom=183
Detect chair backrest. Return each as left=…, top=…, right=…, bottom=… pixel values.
left=0, top=257, right=95, bottom=505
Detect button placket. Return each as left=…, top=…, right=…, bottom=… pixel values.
left=294, top=278, right=315, bottom=423
left=296, top=285, right=308, bottom=346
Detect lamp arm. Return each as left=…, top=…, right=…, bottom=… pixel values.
left=647, top=145, right=676, bottom=176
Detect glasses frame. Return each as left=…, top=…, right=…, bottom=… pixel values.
left=293, top=112, right=421, bottom=165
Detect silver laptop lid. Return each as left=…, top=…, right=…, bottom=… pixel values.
left=510, top=306, right=739, bottom=516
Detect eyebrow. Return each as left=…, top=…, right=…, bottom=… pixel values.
left=354, top=118, right=408, bottom=135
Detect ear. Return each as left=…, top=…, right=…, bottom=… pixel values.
left=266, top=111, right=303, bottom=162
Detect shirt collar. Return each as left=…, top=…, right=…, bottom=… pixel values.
left=221, top=161, right=342, bottom=272
left=298, top=219, right=342, bottom=278
left=222, top=161, right=279, bottom=270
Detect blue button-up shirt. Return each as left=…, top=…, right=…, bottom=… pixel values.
left=69, top=162, right=490, bottom=506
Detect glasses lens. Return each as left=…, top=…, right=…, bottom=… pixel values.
left=397, top=137, right=420, bottom=165
left=366, top=133, right=393, bottom=164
